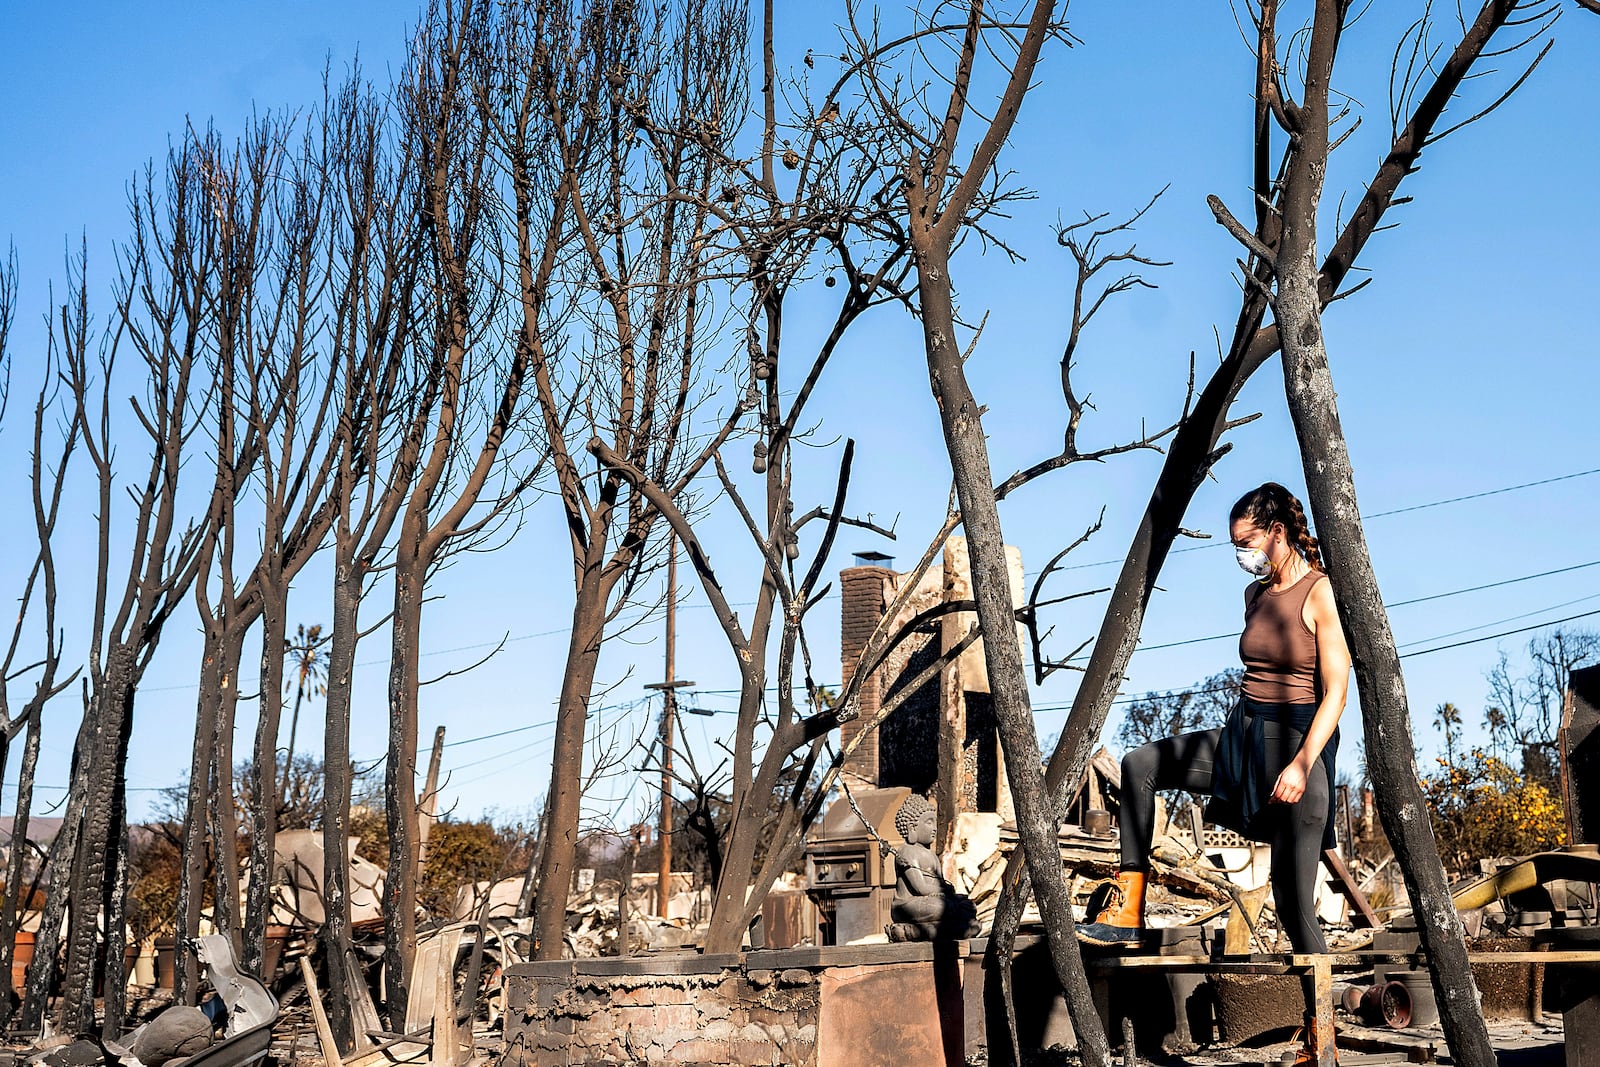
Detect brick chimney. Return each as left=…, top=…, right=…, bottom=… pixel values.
left=838, top=566, right=895, bottom=789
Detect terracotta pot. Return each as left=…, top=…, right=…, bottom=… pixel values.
left=155, top=936, right=176, bottom=990
left=1357, top=980, right=1413, bottom=1028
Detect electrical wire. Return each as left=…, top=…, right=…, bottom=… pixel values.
left=136, top=466, right=1600, bottom=698
left=1121, top=558, right=1600, bottom=655
left=1052, top=466, right=1600, bottom=573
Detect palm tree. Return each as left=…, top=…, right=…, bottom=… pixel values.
left=283, top=623, right=328, bottom=768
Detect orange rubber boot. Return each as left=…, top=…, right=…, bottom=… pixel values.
left=1075, top=870, right=1147, bottom=946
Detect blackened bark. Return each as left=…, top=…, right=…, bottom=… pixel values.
left=60, top=652, right=139, bottom=1031
left=177, top=637, right=222, bottom=1002
left=532, top=578, right=610, bottom=958
left=245, top=586, right=289, bottom=976
left=1267, top=4, right=1495, bottom=1064
left=320, top=556, right=362, bottom=1048
left=382, top=563, right=425, bottom=1018
left=209, top=629, right=250, bottom=947
left=20, top=703, right=94, bottom=1030
left=0, top=709, right=44, bottom=1021
left=915, top=242, right=1111, bottom=1067
left=101, top=818, right=132, bottom=1037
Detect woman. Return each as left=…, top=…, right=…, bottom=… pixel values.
left=1078, top=482, right=1351, bottom=1060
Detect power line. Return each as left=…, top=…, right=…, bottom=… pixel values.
left=1053, top=466, right=1600, bottom=573
left=1026, top=601, right=1600, bottom=713
left=1366, top=467, right=1600, bottom=518
left=127, top=466, right=1600, bottom=698
left=1123, top=558, right=1600, bottom=655
left=1402, top=608, right=1600, bottom=658
left=1396, top=593, right=1600, bottom=649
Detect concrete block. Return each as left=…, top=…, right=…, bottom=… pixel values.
left=818, top=960, right=963, bottom=1067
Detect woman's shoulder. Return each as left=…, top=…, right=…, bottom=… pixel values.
left=1304, top=570, right=1338, bottom=617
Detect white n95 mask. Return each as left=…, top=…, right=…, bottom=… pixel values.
left=1236, top=546, right=1273, bottom=580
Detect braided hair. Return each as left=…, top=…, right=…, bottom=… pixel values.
left=1230, top=482, right=1323, bottom=571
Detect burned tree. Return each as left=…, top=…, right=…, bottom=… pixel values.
left=1203, top=4, right=1555, bottom=1062
left=1204, top=3, right=1558, bottom=1062
left=583, top=0, right=974, bottom=953
left=317, top=67, right=428, bottom=1047
left=237, top=112, right=350, bottom=981
left=930, top=2, right=1573, bottom=1061
left=0, top=254, right=82, bottom=1023
left=167, top=104, right=350, bottom=995
left=841, top=2, right=1124, bottom=1060
left=465, top=0, right=740, bottom=962
left=376, top=0, right=548, bottom=1019
left=24, top=146, right=217, bottom=1035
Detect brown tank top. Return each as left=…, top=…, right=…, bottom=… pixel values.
left=1239, top=570, right=1325, bottom=704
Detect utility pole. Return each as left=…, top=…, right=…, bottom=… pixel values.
left=418, top=725, right=446, bottom=867
left=645, top=533, right=692, bottom=918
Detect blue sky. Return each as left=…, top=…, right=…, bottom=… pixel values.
left=1, top=3, right=1596, bottom=827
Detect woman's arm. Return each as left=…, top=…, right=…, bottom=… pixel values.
left=1271, top=577, right=1352, bottom=804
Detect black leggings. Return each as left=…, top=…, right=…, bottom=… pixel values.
left=1118, top=723, right=1330, bottom=954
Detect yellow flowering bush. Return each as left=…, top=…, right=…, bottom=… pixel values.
left=1422, top=749, right=1565, bottom=877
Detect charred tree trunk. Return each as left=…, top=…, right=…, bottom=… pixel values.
left=1271, top=11, right=1491, bottom=1063
left=320, top=550, right=363, bottom=1048
left=912, top=241, right=1111, bottom=1067
left=245, top=583, right=290, bottom=976
left=532, top=575, right=611, bottom=959
left=0, top=710, right=45, bottom=1023
left=382, top=560, right=425, bottom=1019
left=177, top=627, right=226, bottom=1001
left=101, top=814, right=133, bottom=1036
left=0, top=706, right=45, bottom=1021
left=59, top=651, right=140, bottom=1032
left=20, top=699, right=95, bottom=1030
left=209, top=627, right=251, bottom=950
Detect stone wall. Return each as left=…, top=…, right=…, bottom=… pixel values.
left=499, top=944, right=965, bottom=1067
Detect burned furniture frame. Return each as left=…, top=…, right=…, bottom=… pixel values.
left=109, top=934, right=279, bottom=1067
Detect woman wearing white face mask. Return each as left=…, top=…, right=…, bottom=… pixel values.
left=1077, top=482, right=1351, bottom=1062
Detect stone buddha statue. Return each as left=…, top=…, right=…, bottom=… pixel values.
left=885, top=794, right=981, bottom=942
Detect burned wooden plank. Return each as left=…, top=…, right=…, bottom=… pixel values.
left=1323, top=848, right=1381, bottom=928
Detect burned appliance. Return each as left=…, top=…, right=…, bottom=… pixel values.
left=805, top=786, right=908, bottom=945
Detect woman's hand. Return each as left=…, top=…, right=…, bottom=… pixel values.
left=1271, top=759, right=1310, bottom=804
